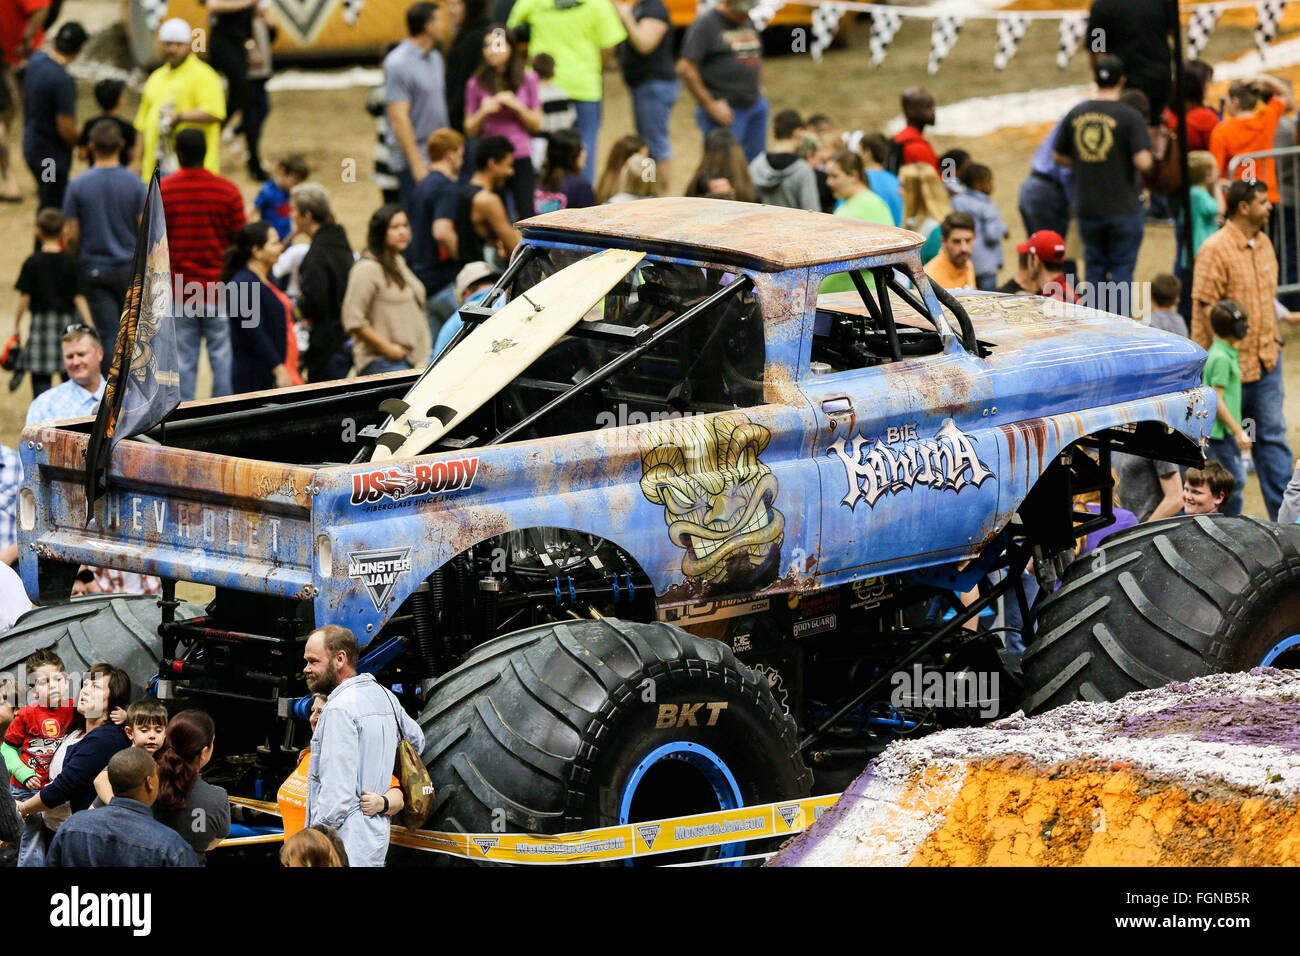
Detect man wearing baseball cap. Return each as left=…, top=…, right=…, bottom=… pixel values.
left=134, top=18, right=225, bottom=182
left=1018, top=230, right=1077, bottom=303
left=1052, top=55, right=1153, bottom=297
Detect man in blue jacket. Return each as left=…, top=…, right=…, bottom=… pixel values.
left=46, top=748, right=197, bottom=867
left=304, top=624, right=425, bottom=866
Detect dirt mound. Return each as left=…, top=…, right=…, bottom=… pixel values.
left=770, top=669, right=1300, bottom=866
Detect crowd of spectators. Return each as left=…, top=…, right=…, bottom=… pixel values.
left=4, top=0, right=1300, bottom=869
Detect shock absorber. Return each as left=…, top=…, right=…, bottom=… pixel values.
left=479, top=575, right=501, bottom=644
left=408, top=579, right=438, bottom=680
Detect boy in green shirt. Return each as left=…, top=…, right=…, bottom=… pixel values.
left=1203, top=299, right=1251, bottom=514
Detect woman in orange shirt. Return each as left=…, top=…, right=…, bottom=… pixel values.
left=277, top=694, right=404, bottom=840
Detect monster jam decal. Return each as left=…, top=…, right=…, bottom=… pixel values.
left=348, top=548, right=412, bottom=610
left=639, top=413, right=785, bottom=592
left=350, top=457, right=480, bottom=507
left=826, top=418, right=994, bottom=510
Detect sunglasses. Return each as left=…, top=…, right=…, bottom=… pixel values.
left=65, top=323, right=95, bottom=335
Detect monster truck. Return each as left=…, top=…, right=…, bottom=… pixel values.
left=11, top=198, right=1300, bottom=862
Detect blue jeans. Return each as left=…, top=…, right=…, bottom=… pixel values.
left=1017, top=173, right=1071, bottom=241
left=425, top=283, right=460, bottom=343
left=1206, top=356, right=1292, bottom=519
left=573, top=99, right=602, bottom=183
left=631, top=79, right=680, bottom=160
left=313, top=345, right=353, bottom=382
left=84, top=261, right=132, bottom=376
left=11, top=782, right=45, bottom=868
left=396, top=167, right=417, bottom=213
left=695, top=97, right=769, bottom=163
left=360, top=357, right=413, bottom=376
left=176, top=304, right=233, bottom=401
left=1078, top=211, right=1145, bottom=292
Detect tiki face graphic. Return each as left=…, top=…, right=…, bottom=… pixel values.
left=639, top=412, right=785, bottom=591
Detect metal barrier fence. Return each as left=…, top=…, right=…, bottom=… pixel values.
left=1228, top=145, right=1300, bottom=295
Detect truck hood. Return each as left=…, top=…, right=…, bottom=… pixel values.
left=956, top=290, right=1209, bottom=422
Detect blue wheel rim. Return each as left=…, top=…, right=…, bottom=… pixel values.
left=1260, top=634, right=1300, bottom=667
left=619, top=741, right=745, bottom=865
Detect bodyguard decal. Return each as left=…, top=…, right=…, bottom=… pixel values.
left=826, top=418, right=994, bottom=510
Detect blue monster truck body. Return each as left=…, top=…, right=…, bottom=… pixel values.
left=13, top=199, right=1215, bottom=855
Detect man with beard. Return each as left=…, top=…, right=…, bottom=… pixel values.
left=923, top=212, right=977, bottom=290
left=303, top=625, right=425, bottom=866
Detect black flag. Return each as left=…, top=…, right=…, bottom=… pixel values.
left=84, top=169, right=180, bottom=523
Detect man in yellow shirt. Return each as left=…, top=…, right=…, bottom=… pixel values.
left=134, top=18, right=225, bottom=182
left=924, top=212, right=977, bottom=290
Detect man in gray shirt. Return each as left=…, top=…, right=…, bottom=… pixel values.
left=304, top=624, right=425, bottom=866
left=385, top=1, right=450, bottom=209
left=1113, top=451, right=1184, bottom=522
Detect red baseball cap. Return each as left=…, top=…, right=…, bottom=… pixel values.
left=1017, top=230, right=1067, bottom=266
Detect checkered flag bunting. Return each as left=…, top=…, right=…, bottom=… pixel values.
left=139, top=0, right=169, bottom=32
left=1185, top=3, right=1222, bottom=60
left=869, top=8, right=903, bottom=67
left=927, top=15, right=964, bottom=74
left=1256, top=0, right=1284, bottom=57
left=1056, top=13, right=1087, bottom=70
left=810, top=2, right=846, bottom=61
left=341, top=0, right=364, bottom=26
left=750, top=0, right=785, bottom=32
left=994, top=13, right=1029, bottom=70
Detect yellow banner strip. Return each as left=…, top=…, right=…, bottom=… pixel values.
left=220, top=793, right=840, bottom=863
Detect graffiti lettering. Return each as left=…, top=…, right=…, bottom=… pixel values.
left=827, top=419, right=994, bottom=510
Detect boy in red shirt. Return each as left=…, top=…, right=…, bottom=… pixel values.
left=2, top=647, right=73, bottom=866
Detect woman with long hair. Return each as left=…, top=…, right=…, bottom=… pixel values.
left=684, top=128, right=754, bottom=202
left=535, top=128, right=595, bottom=213
left=221, top=221, right=303, bottom=394
left=341, top=204, right=431, bottom=376
left=152, top=709, right=230, bottom=864
left=465, top=25, right=542, bottom=218
left=595, top=134, right=647, bottom=203
left=900, top=162, right=952, bottom=263
left=16, top=663, right=130, bottom=863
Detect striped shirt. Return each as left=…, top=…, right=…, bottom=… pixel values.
left=160, top=168, right=246, bottom=290
left=1190, top=220, right=1279, bottom=384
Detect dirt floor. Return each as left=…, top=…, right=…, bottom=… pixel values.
left=3, top=1, right=1297, bottom=527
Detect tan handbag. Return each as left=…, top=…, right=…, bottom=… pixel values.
left=387, top=694, right=435, bottom=831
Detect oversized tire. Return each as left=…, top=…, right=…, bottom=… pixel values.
left=1022, top=514, right=1300, bottom=715
left=0, top=595, right=201, bottom=695
left=417, top=617, right=811, bottom=863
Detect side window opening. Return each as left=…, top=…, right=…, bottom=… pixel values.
left=811, top=266, right=947, bottom=373
left=439, top=249, right=767, bottom=446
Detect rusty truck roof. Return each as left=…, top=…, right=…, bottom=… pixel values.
left=518, top=198, right=924, bottom=271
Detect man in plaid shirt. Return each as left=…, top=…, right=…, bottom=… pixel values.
left=1192, top=178, right=1300, bottom=518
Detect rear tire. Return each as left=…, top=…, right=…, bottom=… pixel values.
left=1022, top=515, right=1300, bottom=714
left=417, top=618, right=811, bottom=862
left=0, top=595, right=200, bottom=694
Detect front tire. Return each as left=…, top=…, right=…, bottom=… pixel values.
left=1022, top=515, right=1300, bottom=714
left=417, top=618, right=811, bottom=863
